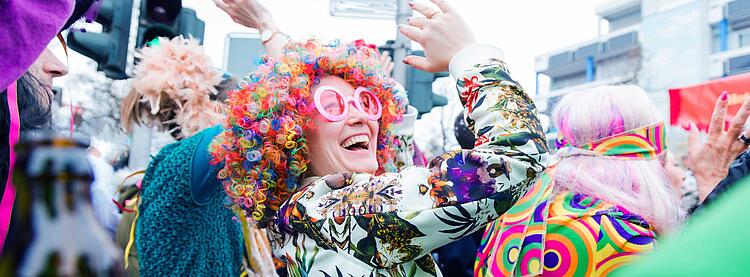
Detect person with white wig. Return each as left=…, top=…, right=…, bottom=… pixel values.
left=475, top=85, right=750, bottom=276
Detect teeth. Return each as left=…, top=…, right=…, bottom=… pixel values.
left=341, top=135, right=370, bottom=148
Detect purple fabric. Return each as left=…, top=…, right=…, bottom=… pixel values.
left=82, top=0, right=101, bottom=23
left=62, top=0, right=96, bottom=31
left=0, top=0, right=74, bottom=89
left=412, top=143, right=428, bottom=167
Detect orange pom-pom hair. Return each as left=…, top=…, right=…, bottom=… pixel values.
left=210, top=39, right=407, bottom=226
left=121, top=36, right=226, bottom=138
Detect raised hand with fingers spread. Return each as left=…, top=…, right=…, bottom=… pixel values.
left=214, top=0, right=286, bottom=58
left=399, top=0, right=476, bottom=72
left=685, top=91, right=750, bottom=201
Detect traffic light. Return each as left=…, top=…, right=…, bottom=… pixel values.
left=405, top=50, right=448, bottom=117
left=178, top=9, right=205, bottom=43
left=136, top=0, right=205, bottom=47
left=67, top=0, right=133, bottom=79
left=376, top=45, right=448, bottom=117
left=136, top=0, right=182, bottom=47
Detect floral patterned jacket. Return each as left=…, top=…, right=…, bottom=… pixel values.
left=269, top=44, right=550, bottom=277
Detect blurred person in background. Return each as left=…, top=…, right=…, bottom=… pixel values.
left=413, top=77, right=462, bottom=160
left=612, top=91, right=750, bottom=275
left=475, top=85, right=750, bottom=276
left=1, top=0, right=101, bottom=249
left=115, top=35, right=279, bottom=276
left=128, top=0, right=304, bottom=275
left=119, top=37, right=234, bottom=141
left=1, top=1, right=130, bottom=275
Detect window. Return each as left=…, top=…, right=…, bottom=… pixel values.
left=711, top=24, right=722, bottom=53
left=739, top=28, right=750, bottom=47
left=605, top=4, right=642, bottom=32
left=551, top=73, right=587, bottom=90
left=609, top=13, right=642, bottom=31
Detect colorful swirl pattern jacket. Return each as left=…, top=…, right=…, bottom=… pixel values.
left=474, top=186, right=657, bottom=276
left=474, top=126, right=662, bottom=275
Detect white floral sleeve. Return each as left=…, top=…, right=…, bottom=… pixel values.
left=392, top=105, right=418, bottom=171
left=271, top=44, right=550, bottom=276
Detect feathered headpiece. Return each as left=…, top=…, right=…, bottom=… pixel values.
left=121, top=36, right=224, bottom=138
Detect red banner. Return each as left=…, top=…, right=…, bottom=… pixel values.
left=669, top=72, right=750, bottom=131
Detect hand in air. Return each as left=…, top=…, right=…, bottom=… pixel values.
left=214, top=0, right=276, bottom=31
left=399, top=0, right=476, bottom=72
left=685, top=92, right=750, bottom=201
left=379, top=51, right=395, bottom=76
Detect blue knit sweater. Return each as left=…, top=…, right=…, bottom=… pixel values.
left=136, top=126, right=244, bottom=276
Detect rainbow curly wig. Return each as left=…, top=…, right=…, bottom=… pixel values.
left=210, top=39, right=407, bottom=226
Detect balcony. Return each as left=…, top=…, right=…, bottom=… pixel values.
left=534, top=75, right=635, bottom=114
left=328, top=0, right=397, bottom=19
left=596, top=0, right=641, bottom=19
left=596, top=0, right=641, bottom=32
left=709, top=46, right=750, bottom=77
left=535, top=24, right=641, bottom=93
left=728, top=0, right=750, bottom=29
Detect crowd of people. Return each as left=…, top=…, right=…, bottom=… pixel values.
left=2, top=0, right=750, bottom=276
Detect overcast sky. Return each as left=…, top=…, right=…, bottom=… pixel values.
left=57, top=0, right=604, bottom=97
left=183, top=0, right=603, bottom=96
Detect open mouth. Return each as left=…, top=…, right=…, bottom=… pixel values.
left=341, top=134, right=370, bottom=151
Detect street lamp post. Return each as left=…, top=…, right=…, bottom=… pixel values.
left=392, top=0, right=412, bottom=85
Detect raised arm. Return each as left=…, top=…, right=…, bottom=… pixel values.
left=684, top=92, right=750, bottom=203
left=280, top=0, right=549, bottom=269
left=214, top=0, right=286, bottom=58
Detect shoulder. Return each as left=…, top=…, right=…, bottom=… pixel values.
left=547, top=191, right=656, bottom=244
left=149, top=126, right=221, bottom=162
left=543, top=192, right=656, bottom=275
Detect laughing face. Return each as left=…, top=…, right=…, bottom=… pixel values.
left=306, top=75, right=380, bottom=177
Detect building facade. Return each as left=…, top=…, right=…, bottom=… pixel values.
left=534, top=0, right=750, bottom=150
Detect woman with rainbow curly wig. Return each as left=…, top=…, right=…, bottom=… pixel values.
left=209, top=0, right=549, bottom=275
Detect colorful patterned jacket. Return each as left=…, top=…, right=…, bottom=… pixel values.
left=474, top=155, right=659, bottom=277
left=268, top=44, right=550, bottom=276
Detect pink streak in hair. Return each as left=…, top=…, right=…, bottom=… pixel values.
left=608, top=111, right=626, bottom=136
left=558, top=113, right=576, bottom=146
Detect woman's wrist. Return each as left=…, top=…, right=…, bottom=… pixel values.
left=259, top=24, right=288, bottom=59
left=258, top=20, right=277, bottom=33
left=259, top=22, right=279, bottom=41
left=693, top=170, right=723, bottom=201
left=448, top=44, right=505, bottom=78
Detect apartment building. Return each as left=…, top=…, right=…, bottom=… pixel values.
left=535, top=0, right=749, bottom=149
